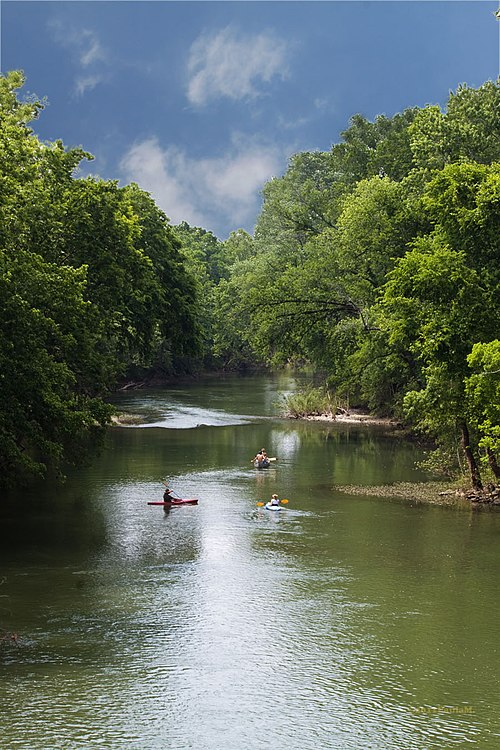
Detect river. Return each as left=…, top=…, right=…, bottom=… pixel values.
left=1, top=373, right=500, bottom=749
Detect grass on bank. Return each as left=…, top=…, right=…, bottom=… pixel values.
left=282, top=387, right=343, bottom=418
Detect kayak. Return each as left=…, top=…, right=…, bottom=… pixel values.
left=254, top=460, right=270, bottom=469
left=264, top=502, right=282, bottom=511
left=148, top=499, right=198, bottom=506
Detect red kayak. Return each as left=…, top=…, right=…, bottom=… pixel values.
left=148, top=498, right=198, bottom=506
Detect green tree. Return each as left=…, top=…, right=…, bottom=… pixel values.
left=172, top=222, right=225, bottom=367
left=123, top=189, right=201, bottom=373
left=382, top=232, right=496, bottom=488
left=466, top=341, right=500, bottom=479
left=0, top=71, right=201, bottom=486
left=332, top=109, right=418, bottom=183
left=0, top=248, right=112, bottom=486
left=409, top=80, right=500, bottom=172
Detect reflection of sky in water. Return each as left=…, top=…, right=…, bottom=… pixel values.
left=136, top=405, right=255, bottom=429
left=271, top=430, right=302, bottom=459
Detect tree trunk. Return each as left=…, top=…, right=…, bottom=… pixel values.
left=459, top=421, right=483, bottom=490
left=486, top=448, right=500, bottom=480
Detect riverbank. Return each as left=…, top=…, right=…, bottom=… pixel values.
left=334, top=481, right=500, bottom=508
left=302, top=408, right=401, bottom=427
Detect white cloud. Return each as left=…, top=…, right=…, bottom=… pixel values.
left=48, top=20, right=107, bottom=96
left=75, top=74, right=104, bottom=97
left=119, top=136, right=285, bottom=234
left=277, top=114, right=312, bottom=131
left=120, top=138, right=208, bottom=228
left=314, top=98, right=330, bottom=110
left=187, top=27, right=289, bottom=106
left=79, top=30, right=106, bottom=68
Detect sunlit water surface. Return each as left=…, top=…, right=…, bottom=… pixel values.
left=1, top=374, right=500, bottom=749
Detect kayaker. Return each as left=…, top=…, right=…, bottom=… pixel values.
left=163, top=487, right=174, bottom=501
left=252, top=449, right=270, bottom=467
left=270, top=493, right=280, bottom=506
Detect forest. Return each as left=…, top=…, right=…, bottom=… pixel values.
left=1, top=70, right=499, bottom=492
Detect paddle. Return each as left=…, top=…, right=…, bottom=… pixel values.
left=256, top=498, right=289, bottom=507
left=251, top=457, right=277, bottom=463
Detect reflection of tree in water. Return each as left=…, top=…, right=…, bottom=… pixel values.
left=273, top=421, right=428, bottom=489
left=0, top=577, right=18, bottom=647
left=254, top=467, right=277, bottom=485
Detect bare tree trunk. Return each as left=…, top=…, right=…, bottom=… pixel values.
left=459, top=421, right=483, bottom=490
left=486, top=448, right=500, bottom=480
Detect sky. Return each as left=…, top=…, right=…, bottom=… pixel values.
left=1, top=1, right=499, bottom=239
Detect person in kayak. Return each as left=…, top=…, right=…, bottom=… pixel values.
left=270, top=493, right=280, bottom=506
left=253, top=449, right=270, bottom=468
left=163, top=487, right=174, bottom=501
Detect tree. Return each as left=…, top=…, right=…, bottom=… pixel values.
left=233, top=83, right=500, bottom=488
left=465, top=341, right=500, bottom=479
left=0, top=71, right=202, bottom=487
left=172, top=222, right=227, bottom=368
left=122, top=189, right=201, bottom=372
left=382, top=231, right=496, bottom=488
left=409, top=80, right=500, bottom=172
left=0, top=248, right=112, bottom=485
left=332, top=109, right=418, bottom=183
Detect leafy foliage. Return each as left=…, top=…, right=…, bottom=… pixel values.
left=0, top=71, right=200, bottom=487
left=466, top=341, right=500, bottom=460
left=221, top=80, right=500, bottom=487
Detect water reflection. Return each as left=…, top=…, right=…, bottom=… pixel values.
left=1, top=374, right=500, bottom=749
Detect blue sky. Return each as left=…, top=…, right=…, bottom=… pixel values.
left=1, top=1, right=499, bottom=238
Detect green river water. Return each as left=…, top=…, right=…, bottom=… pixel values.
left=1, top=373, right=500, bottom=750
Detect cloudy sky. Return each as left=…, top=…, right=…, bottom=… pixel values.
left=1, top=1, right=498, bottom=238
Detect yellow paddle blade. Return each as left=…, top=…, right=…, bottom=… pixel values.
left=281, top=499, right=289, bottom=504
left=256, top=502, right=264, bottom=507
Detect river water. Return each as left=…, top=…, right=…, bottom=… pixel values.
left=1, top=373, right=500, bottom=750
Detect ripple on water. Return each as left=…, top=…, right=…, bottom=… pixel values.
left=2, top=380, right=498, bottom=750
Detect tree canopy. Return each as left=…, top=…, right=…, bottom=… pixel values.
left=219, top=79, right=500, bottom=488
left=0, top=71, right=200, bottom=487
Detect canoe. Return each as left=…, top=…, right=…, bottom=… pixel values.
left=148, top=499, right=198, bottom=506
left=264, top=502, right=282, bottom=511
left=254, top=460, right=270, bottom=469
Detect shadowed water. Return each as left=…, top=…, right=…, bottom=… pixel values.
left=1, top=374, right=500, bottom=749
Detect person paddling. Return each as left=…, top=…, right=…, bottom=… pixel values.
left=269, top=493, right=280, bottom=507
left=163, top=487, right=174, bottom=501
left=252, top=449, right=270, bottom=468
